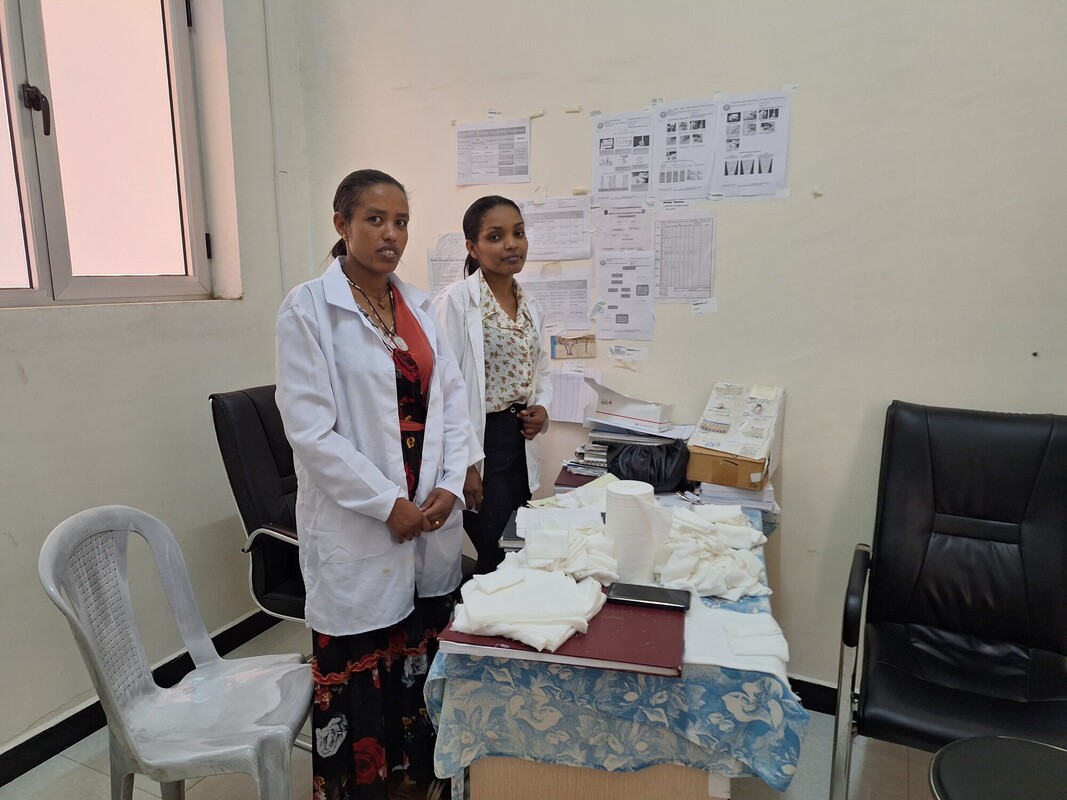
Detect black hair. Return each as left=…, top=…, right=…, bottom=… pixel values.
left=461, top=195, right=523, bottom=276
left=330, top=169, right=407, bottom=259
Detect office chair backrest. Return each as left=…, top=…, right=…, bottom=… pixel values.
left=870, top=401, right=1067, bottom=654
left=210, top=385, right=297, bottom=534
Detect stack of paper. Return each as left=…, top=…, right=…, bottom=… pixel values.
left=700, top=482, right=776, bottom=511
left=699, top=482, right=780, bottom=533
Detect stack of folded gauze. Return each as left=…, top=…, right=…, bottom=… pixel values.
left=604, top=480, right=671, bottom=583
left=656, top=504, right=770, bottom=601
left=512, top=524, right=619, bottom=584
left=510, top=508, right=619, bottom=584
left=451, top=568, right=607, bottom=651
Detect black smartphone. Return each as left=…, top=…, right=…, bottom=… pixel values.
left=606, top=582, right=691, bottom=611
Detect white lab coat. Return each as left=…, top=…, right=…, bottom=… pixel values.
left=434, top=272, right=553, bottom=493
left=276, top=259, right=477, bottom=636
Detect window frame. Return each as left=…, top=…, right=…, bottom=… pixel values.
left=0, top=0, right=211, bottom=307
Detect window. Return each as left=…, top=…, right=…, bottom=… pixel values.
left=1, top=0, right=210, bottom=306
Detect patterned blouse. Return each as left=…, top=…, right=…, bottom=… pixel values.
left=481, top=272, right=540, bottom=413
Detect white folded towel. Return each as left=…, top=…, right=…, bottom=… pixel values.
left=453, top=569, right=607, bottom=651
left=683, top=604, right=789, bottom=682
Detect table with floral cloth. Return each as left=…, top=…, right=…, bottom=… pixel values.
left=425, top=511, right=809, bottom=799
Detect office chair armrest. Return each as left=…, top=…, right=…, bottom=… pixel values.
left=842, top=544, right=871, bottom=648
left=242, top=524, right=298, bottom=553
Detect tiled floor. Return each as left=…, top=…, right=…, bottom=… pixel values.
left=0, top=620, right=932, bottom=799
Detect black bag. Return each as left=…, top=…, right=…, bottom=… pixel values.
left=606, top=440, right=690, bottom=493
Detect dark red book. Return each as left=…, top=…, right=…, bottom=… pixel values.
left=437, top=598, right=685, bottom=677
left=554, top=467, right=598, bottom=491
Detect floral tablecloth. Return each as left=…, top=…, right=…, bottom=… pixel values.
left=425, top=511, right=809, bottom=798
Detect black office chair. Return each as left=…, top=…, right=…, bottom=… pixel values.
left=210, top=385, right=305, bottom=621
left=829, top=400, right=1067, bottom=800
left=210, top=385, right=477, bottom=625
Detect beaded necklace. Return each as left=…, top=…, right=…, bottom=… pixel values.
left=344, top=273, right=410, bottom=352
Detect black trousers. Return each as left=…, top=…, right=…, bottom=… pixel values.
left=464, top=404, right=531, bottom=574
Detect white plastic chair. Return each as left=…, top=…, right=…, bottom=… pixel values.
left=38, top=505, right=312, bottom=800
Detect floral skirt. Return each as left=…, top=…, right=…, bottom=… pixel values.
left=311, top=594, right=454, bottom=800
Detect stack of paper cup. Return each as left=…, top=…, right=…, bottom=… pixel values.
left=605, top=480, right=657, bottom=583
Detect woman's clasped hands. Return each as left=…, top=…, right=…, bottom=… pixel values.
left=385, top=489, right=459, bottom=543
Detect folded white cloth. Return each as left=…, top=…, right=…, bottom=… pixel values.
left=507, top=519, right=619, bottom=585
left=453, top=569, right=607, bottom=651
left=683, top=604, right=789, bottom=682
left=527, top=474, right=619, bottom=509
left=691, top=504, right=745, bottom=523
left=471, top=570, right=524, bottom=595
left=525, top=527, right=571, bottom=560
left=516, top=507, right=603, bottom=538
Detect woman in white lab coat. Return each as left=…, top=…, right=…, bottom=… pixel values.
left=435, top=196, right=552, bottom=574
left=276, top=169, right=473, bottom=800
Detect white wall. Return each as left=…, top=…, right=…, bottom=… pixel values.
left=0, top=2, right=283, bottom=747
left=275, top=1, right=1067, bottom=685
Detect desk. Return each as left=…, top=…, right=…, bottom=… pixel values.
left=427, top=512, right=809, bottom=799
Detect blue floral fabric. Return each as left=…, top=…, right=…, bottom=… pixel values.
left=425, top=511, right=810, bottom=796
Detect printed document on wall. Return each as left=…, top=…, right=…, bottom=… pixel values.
left=518, top=197, right=592, bottom=261
left=549, top=362, right=603, bottom=424
left=593, top=252, right=655, bottom=341
left=653, top=209, right=715, bottom=302
left=651, top=99, right=719, bottom=199
left=590, top=111, right=654, bottom=205
left=593, top=205, right=653, bottom=251
left=516, top=268, right=591, bottom=330
left=456, top=118, right=530, bottom=185
left=427, top=232, right=467, bottom=299
left=710, top=90, right=792, bottom=198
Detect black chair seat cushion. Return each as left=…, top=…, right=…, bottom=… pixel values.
left=859, top=621, right=1067, bottom=752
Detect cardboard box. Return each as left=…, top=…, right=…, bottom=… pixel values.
left=686, top=447, right=772, bottom=490
left=686, top=384, right=784, bottom=489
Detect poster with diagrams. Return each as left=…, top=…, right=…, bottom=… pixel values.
left=590, top=111, right=654, bottom=205
left=593, top=251, right=655, bottom=340
left=517, top=196, right=592, bottom=261
left=651, top=99, right=719, bottom=199
left=653, top=209, right=715, bottom=302
left=709, top=90, right=792, bottom=198
left=456, top=118, right=531, bottom=185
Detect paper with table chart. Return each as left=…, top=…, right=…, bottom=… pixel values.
left=516, top=268, right=590, bottom=330
left=651, top=98, right=719, bottom=199
left=548, top=362, right=602, bottom=424
left=517, top=197, right=591, bottom=261
left=709, top=90, right=792, bottom=198
left=653, top=208, right=715, bottom=302
left=592, top=251, right=655, bottom=340
left=590, top=111, right=653, bottom=205
left=456, top=118, right=530, bottom=185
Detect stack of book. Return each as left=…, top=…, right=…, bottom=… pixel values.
left=438, top=593, right=686, bottom=677
left=562, top=441, right=608, bottom=478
